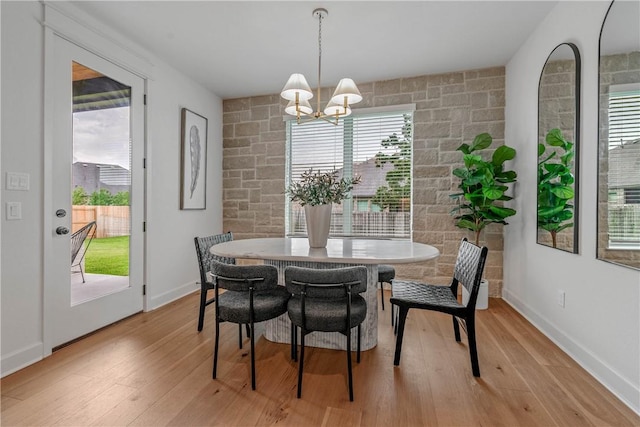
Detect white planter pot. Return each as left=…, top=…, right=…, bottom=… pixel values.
left=461, top=279, right=489, bottom=310
left=304, top=204, right=332, bottom=248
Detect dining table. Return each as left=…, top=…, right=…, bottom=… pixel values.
left=210, top=237, right=440, bottom=351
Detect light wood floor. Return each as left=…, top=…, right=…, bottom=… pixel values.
left=1, top=293, right=638, bottom=426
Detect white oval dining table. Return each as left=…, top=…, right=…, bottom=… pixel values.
left=210, top=237, right=440, bottom=351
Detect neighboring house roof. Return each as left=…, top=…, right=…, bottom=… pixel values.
left=609, top=138, right=640, bottom=189
left=336, top=157, right=396, bottom=198
left=73, top=162, right=130, bottom=194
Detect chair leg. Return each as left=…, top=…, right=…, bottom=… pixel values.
left=197, top=288, right=207, bottom=332
left=467, top=317, right=480, bottom=377
left=453, top=315, right=461, bottom=342
left=356, top=324, right=361, bottom=363
left=391, top=302, right=395, bottom=327
left=250, top=322, right=256, bottom=390
left=379, top=281, right=385, bottom=310
left=346, top=326, right=354, bottom=402
left=393, top=306, right=409, bottom=366
left=238, top=324, right=243, bottom=349
left=212, top=317, right=220, bottom=379
left=393, top=304, right=400, bottom=336
left=80, top=266, right=86, bottom=283
left=297, top=330, right=305, bottom=398
left=291, top=323, right=298, bottom=361
left=245, top=324, right=251, bottom=338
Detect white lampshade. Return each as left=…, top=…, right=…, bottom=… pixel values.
left=286, top=99, right=313, bottom=116
left=281, top=73, right=314, bottom=101
left=330, top=78, right=362, bottom=105
left=323, top=99, right=351, bottom=117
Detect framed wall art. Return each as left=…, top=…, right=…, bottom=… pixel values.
left=180, top=108, right=207, bottom=210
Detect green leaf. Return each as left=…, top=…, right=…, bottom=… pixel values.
left=456, top=219, right=480, bottom=231
left=538, top=151, right=557, bottom=165
left=538, top=143, right=545, bottom=157
left=463, top=154, right=482, bottom=169
left=492, top=145, right=516, bottom=166
left=550, top=186, right=574, bottom=199
left=470, top=133, right=492, bottom=152
left=482, top=186, right=504, bottom=200
left=496, top=170, right=517, bottom=182
left=538, top=205, right=564, bottom=217
left=544, top=163, right=566, bottom=174
left=489, top=206, right=516, bottom=218
left=456, top=143, right=471, bottom=154
left=546, top=128, right=565, bottom=146
left=561, top=151, right=574, bottom=166
left=556, top=223, right=574, bottom=232
left=452, top=168, right=469, bottom=179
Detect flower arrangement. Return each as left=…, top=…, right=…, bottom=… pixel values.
left=287, top=168, right=361, bottom=206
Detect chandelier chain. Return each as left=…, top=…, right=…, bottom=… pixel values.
left=317, top=11, right=323, bottom=115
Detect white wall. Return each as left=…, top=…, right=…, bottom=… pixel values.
left=504, top=0, right=639, bottom=413
left=1, top=1, right=223, bottom=375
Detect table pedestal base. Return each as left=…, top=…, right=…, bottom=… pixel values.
left=264, top=260, right=378, bottom=351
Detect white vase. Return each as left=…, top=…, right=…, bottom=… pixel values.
left=304, top=204, right=332, bottom=248
left=461, top=278, right=489, bottom=310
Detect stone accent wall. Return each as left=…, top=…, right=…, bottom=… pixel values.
left=223, top=66, right=507, bottom=296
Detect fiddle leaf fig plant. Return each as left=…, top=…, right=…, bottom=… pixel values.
left=450, top=133, right=518, bottom=246
left=537, top=128, right=575, bottom=248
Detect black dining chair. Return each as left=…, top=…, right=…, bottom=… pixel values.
left=194, top=232, right=235, bottom=331
left=390, top=238, right=488, bottom=377
left=285, top=265, right=368, bottom=401
left=210, top=259, right=290, bottom=390
left=194, top=232, right=252, bottom=349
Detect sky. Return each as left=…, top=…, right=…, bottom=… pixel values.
left=73, top=106, right=131, bottom=169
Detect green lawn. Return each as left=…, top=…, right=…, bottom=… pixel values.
left=85, top=236, right=129, bottom=276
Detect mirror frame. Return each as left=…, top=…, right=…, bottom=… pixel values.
left=537, top=42, right=581, bottom=253
left=596, top=0, right=640, bottom=270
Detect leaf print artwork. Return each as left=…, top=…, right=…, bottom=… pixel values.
left=189, top=125, right=201, bottom=198
left=180, top=108, right=207, bottom=210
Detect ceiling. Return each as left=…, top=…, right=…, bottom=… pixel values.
left=70, top=1, right=558, bottom=100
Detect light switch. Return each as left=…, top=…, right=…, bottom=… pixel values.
left=6, top=202, right=22, bottom=220
left=6, top=172, right=29, bottom=191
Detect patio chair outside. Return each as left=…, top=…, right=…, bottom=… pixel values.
left=71, top=221, right=97, bottom=283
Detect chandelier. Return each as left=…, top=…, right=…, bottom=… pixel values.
left=280, top=8, right=362, bottom=125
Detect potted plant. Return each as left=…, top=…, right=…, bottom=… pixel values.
left=287, top=168, right=360, bottom=248
left=450, top=133, right=518, bottom=308
left=537, top=128, right=575, bottom=248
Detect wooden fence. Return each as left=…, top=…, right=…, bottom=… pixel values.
left=72, top=206, right=130, bottom=238
left=291, top=210, right=411, bottom=238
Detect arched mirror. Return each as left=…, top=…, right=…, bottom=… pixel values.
left=598, top=0, right=640, bottom=269
left=537, top=43, right=580, bottom=252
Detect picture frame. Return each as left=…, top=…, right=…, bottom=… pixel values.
left=180, top=108, right=207, bottom=210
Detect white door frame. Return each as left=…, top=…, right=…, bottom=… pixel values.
left=42, top=3, right=153, bottom=356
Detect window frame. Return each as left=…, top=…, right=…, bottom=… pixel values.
left=285, top=105, right=415, bottom=240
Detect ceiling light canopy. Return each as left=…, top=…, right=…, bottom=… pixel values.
left=280, top=8, right=362, bottom=125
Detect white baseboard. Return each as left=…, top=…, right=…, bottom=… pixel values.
left=1, top=342, right=44, bottom=378
left=148, top=280, right=199, bottom=311
left=502, top=289, right=640, bottom=416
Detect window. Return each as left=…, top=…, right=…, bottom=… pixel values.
left=285, top=107, right=414, bottom=239
left=607, top=84, right=640, bottom=248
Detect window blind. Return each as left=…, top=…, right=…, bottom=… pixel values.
left=286, top=109, right=413, bottom=239
left=607, top=85, right=640, bottom=248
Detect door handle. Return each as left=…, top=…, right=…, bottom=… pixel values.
left=56, top=226, right=70, bottom=235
